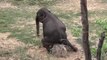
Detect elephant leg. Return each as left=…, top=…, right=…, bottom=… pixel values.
left=61, top=39, right=78, bottom=52
left=42, top=37, right=53, bottom=52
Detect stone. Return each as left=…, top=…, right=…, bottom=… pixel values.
left=50, top=44, right=69, bottom=57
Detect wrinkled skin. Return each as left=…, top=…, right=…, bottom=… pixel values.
left=36, top=8, right=77, bottom=52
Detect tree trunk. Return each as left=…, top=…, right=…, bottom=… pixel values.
left=80, top=0, right=92, bottom=60
left=96, top=32, right=105, bottom=60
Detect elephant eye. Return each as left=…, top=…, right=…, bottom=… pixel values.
left=38, top=12, right=46, bottom=19
left=48, top=10, right=51, bottom=13
left=37, top=13, right=42, bottom=17
left=40, top=13, right=44, bottom=17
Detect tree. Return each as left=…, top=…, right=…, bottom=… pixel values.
left=80, top=0, right=92, bottom=60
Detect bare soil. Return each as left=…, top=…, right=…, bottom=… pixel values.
left=0, top=32, right=84, bottom=60
left=0, top=32, right=25, bottom=50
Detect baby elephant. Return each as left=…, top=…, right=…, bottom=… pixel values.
left=36, top=7, right=78, bottom=52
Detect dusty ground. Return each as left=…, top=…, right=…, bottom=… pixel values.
left=0, top=32, right=25, bottom=60
left=0, top=33, right=25, bottom=50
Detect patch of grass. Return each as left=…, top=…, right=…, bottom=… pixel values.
left=95, top=17, right=107, bottom=59
left=88, top=10, right=107, bottom=18
left=91, top=47, right=97, bottom=57
left=0, top=8, right=19, bottom=32
left=37, top=0, right=58, bottom=7
left=0, top=8, right=40, bottom=45
left=0, top=0, right=4, bottom=2
left=88, top=10, right=107, bottom=40
left=96, top=18, right=107, bottom=30
left=14, top=47, right=30, bottom=60
left=71, top=25, right=82, bottom=37
left=11, top=28, right=41, bottom=45
left=6, top=0, right=58, bottom=6
left=8, top=0, right=37, bottom=6
left=101, top=0, right=107, bottom=3
left=88, top=11, right=107, bottom=58
left=55, top=11, right=80, bottom=20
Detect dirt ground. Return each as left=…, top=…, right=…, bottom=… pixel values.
left=0, top=32, right=85, bottom=60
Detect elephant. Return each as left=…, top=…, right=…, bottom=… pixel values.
left=36, top=7, right=77, bottom=52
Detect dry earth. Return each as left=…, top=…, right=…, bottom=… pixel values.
left=0, top=32, right=84, bottom=60
left=0, top=32, right=25, bottom=60
left=0, top=33, right=25, bottom=50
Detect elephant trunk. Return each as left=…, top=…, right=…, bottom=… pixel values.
left=36, top=16, right=40, bottom=36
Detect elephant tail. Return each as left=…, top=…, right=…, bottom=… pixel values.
left=60, top=39, right=78, bottom=52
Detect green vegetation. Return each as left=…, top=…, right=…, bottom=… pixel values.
left=14, top=47, right=29, bottom=60
left=96, top=18, right=107, bottom=30
left=101, top=0, right=107, bottom=3
left=89, top=17, right=107, bottom=59
left=91, top=48, right=97, bottom=57
left=0, top=0, right=58, bottom=48
left=0, top=8, right=41, bottom=45
left=95, top=18, right=107, bottom=60
left=56, top=11, right=80, bottom=20
left=71, top=25, right=81, bottom=37
left=3, top=0, right=58, bottom=6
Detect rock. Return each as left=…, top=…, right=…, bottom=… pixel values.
left=50, top=44, right=69, bottom=57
